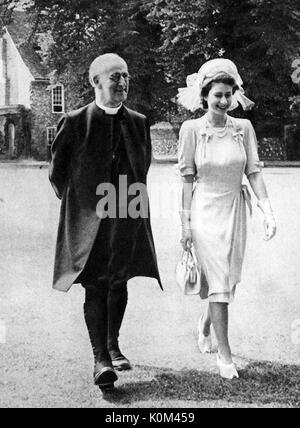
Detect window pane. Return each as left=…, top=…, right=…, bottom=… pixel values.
left=53, top=87, right=62, bottom=103
left=52, top=85, right=64, bottom=113
left=47, top=127, right=57, bottom=145
left=53, top=105, right=63, bottom=113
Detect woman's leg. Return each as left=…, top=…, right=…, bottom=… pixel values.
left=209, top=302, right=232, bottom=363
left=197, top=301, right=213, bottom=353
left=201, top=302, right=212, bottom=337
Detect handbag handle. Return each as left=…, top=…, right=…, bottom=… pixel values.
left=184, top=246, right=198, bottom=285
left=182, top=246, right=196, bottom=268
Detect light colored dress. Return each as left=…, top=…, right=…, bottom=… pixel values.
left=178, top=113, right=261, bottom=303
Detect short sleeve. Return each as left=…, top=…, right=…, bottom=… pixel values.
left=178, top=121, right=197, bottom=177
left=244, top=120, right=262, bottom=177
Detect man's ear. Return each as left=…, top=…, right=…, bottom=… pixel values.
left=93, top=76, right=100, bottom=87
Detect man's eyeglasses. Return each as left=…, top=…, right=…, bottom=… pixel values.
left=109, top=72, right=131, bottom=83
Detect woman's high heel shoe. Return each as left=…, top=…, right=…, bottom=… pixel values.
left=216, top=352, right=239, bottom=379
left=197, top=315, right=212, bottom=353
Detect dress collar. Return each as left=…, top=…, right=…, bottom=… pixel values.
left=204, top=113, right=233, bottom=130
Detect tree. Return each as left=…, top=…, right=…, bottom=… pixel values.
left=23, top=0, right=165, bottom=123
left=146, top=0, right=223, bottom=125
left=1, top=0, right=17, bottom=30
left=209, top=0, right=300, bottom=130
left=148, top=0, right=300, bottom=132
left=7, top=0, right=300, bottom=130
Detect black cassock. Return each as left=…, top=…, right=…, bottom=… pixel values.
left=49, top=102, right=162, bottom=292
left=77, top=108, right=141, bottom=286
left=50, top=103, right=162, bottom=375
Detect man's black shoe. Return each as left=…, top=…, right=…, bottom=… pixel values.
left=94, top=360, right=118, bottom=390
left=109, top=351, right=132, bottom=371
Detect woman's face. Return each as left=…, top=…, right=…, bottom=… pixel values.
left=205, top=82, right=233, bottom=116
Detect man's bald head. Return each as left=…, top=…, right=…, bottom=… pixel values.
left=89, top=53, right=127, bottom=87
left=89, top=53, right=129, bottom=107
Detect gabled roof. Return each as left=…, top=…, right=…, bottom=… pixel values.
left=6, top=10, right=49, bottom=80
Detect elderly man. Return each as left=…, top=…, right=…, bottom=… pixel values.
left=49, top=53, right=162, bottom=391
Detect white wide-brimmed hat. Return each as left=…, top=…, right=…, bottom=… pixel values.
left=177, top=58, right=254, bottom=112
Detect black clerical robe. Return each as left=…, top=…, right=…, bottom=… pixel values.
left=49, top=102, right=162, bottom=292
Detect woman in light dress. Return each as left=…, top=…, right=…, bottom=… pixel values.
left=177, top=59, right=276, bottom=379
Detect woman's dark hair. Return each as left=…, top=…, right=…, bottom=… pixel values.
left=201, top=73, right=239, bottom=110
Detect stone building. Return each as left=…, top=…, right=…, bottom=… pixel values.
left=0, top=11, right=65, bottom=160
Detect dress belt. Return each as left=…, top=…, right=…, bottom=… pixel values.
left=241, top=184, right=252, bottom=216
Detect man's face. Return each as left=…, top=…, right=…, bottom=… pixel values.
left=95, top=60, right=130, bottom=107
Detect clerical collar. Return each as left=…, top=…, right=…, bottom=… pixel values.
left=95, top=99, right=122, bottom=115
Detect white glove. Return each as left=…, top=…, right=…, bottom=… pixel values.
left=257, top=198, right=276, bottom=241
left=179, top=209, right=193, bottom=250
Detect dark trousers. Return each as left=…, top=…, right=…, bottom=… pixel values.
left=83, top=280, right=128, bottom=362
left=80, top=216, right=139, bottom=363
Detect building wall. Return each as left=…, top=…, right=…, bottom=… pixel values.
left=0, top=30, right=33, bottom=108
left=0, top=106, right=31, bottom=159
left=0, top=38, right=7, bottom=104
left=0, top=28, right=73, bottom=160
left=30, top=80, right=65, bottom=160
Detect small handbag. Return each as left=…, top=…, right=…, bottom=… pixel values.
left=175, top=246, right=201, bottom=295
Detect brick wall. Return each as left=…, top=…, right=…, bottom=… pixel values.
left=257, top=138, right=287, bottom=161
left=30, top=80, right=65, bottom=160
left=150, top=122, right=179, bottom=156
left=150, top=121, right=289, bottom=160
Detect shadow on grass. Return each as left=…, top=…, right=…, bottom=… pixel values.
left=103, top=360, right=300, bottom=407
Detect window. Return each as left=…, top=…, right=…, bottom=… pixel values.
left=47, top=127, right=56, bottom=146
left=52, top=84, right=65, bottom=113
